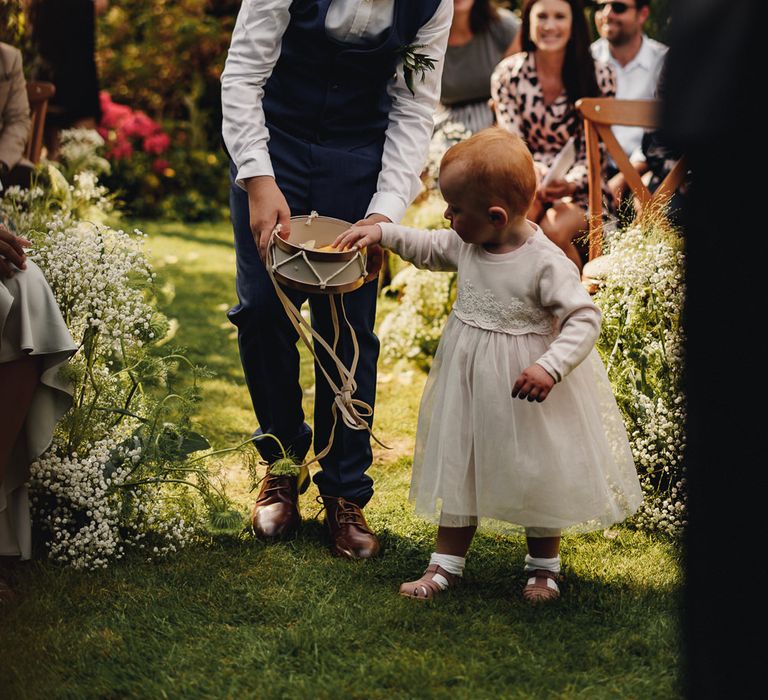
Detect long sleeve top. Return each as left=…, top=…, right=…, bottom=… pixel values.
left=379, top=222, right=601, bottom=382
left=0, top=43, right=31, bottom=171
left=221, top=0, right=452, bottom=224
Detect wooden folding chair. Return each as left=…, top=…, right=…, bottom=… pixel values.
left=24, top=81, right=56, bottom=164
left=575, top=97, right=687, bottom=262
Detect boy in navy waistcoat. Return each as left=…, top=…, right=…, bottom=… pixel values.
left=222, top=0, right=451, bottom=558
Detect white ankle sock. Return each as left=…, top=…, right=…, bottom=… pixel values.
left=524, top=554, right=561, bottom=592
left=428, top=552, right=466, bottom=590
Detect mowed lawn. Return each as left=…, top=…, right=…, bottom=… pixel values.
left=0, top=218, right=682, bottom=699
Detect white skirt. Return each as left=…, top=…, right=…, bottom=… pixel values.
left=0, top=261, right=76, bottom=559
left=410, top=314, right=643, bottom=533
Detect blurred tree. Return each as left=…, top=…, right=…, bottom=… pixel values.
left=96, top=0, right=238, bottom=136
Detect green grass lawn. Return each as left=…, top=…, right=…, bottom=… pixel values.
left=0, top=218, right=682, bottom=699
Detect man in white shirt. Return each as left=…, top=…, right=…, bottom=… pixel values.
left=590, top=0, right=668, bottom=206
left=221, top=0, right=451, bottom=559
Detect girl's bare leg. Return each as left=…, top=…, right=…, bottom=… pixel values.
left=526, top=535, right=561, bottom=559
left=435, top=525, right=477, bottom=557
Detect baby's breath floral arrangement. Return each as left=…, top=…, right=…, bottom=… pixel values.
left=25, top=217, right=219, bottom=568
left=2, top=133, right=236, bottom=568
left=593, top=211, right=686, bottom=536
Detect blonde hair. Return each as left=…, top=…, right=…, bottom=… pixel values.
left=440, top=128, right=537, bottom=218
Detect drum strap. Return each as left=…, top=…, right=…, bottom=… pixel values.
left=267, top=231, right=389, bottom=470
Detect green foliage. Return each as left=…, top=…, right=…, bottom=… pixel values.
left=93, top=1, right=234, bottom=220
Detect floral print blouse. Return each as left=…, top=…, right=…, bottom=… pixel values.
left=491, top=51, right=616, bottom=207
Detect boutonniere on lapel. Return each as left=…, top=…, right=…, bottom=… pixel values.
left=396, top=43, right=437, bottom=96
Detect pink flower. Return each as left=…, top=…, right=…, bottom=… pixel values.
left=122, top=111, right=159, bottom=140
left=108, top=135, right=133, bottom=161
left=143, top=132, right=171, bottom=155
left=152, top=158, right=171, bottom=173
left=99, top=92, right=131, bottom=130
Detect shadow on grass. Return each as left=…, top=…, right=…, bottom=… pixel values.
left=1, top=511, right=681, bottom=699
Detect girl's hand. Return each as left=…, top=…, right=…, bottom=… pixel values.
left=512, top=364, right=555, bottom=402
left=0, top=224, right=31, bottom=278
left=332, top=223, right=384, bottom=253
left=351, top=214, right=390, bottom=283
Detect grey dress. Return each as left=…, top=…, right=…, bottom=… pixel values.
left=435, top=8, right=520, bottom=133
left=0, top=261, right=76, bottom=559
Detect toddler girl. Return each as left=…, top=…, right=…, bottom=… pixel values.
left=334, top=128, right=642, bottom=603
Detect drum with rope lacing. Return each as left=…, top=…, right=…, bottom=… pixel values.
left=269, top=213, right=367, bottom=294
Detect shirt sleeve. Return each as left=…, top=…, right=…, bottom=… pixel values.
left=379, top=222, right=462, bottom=271
left=366, top=0, right=453, bottom=223
left=220, top=0, right=292, bottom=191
left=534, top=255, right=602, bottom=382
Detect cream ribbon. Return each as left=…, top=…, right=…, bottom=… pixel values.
left=266, top=229, right=389, bottom=470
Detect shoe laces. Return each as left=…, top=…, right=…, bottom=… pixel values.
left=255, top=471, right=295, bottom=503
left=315, top=495, right=370, bottom=530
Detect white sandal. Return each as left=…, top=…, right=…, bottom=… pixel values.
left=399, top=563, right=460, bottom=600
left=522, top=569, right=562, bottom=604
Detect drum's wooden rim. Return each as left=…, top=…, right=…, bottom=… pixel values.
left=273, top=270, right=366, bottom=295
left=273, top=232, right=365, bottom=261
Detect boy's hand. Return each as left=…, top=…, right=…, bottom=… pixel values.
left=245, top=175, right=291, bottom=260
left=512, top=364, right=555, bottom=402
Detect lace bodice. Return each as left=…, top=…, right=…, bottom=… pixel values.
left=453, top=280, right=554, bottom=335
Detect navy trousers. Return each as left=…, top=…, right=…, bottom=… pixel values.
left=227, top=127, right=382, bottom=506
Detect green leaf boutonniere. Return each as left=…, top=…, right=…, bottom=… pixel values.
left=396, top=43, right=437, bottom=96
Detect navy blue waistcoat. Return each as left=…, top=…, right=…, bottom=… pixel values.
left=263, top=0, right=442, bottom=150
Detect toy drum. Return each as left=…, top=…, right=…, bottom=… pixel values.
left=269, top=214, right=367, bottom=294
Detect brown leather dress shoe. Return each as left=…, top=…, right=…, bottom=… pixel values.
left=251, top=471, right=303, bottom=540
left=322, top=496, right=380, bottom=560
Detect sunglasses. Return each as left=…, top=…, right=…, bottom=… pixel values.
left=594, top=1, right=636, bottom=14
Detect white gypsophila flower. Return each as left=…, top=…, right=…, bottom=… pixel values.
left=29, top=436, right=195, bottom=570
left=594, top=218, right=687, bottom=536
left=31, top=220, right=154, bottom=348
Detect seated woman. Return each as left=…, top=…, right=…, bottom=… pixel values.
left=0, top=42, right=33, bottom=190
left=1, top=223, right=76, bottom=601
left=491, top=0, right=615, bottom=269
left=435, top=0, right=521, bottom=135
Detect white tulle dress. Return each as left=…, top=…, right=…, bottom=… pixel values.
left=379, top=222, right=643, bottom=533
left=1, top=260, right=76, bottom=559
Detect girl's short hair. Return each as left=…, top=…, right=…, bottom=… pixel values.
left=441, top=128, right=537, bottom=218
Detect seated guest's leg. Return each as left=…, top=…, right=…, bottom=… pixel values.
left=0, top=355, right=42, bottom=602
left=0, top=164, right=33, bottom=191
left=539, top=201, right=587, bottom=270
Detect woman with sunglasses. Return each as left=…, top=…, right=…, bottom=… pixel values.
left=491, top=0, right=615, bottom=269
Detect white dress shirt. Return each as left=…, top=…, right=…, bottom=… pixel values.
left=590, top=34, right=668, bottom=162
left=221, top=0, right=452, bottom=223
